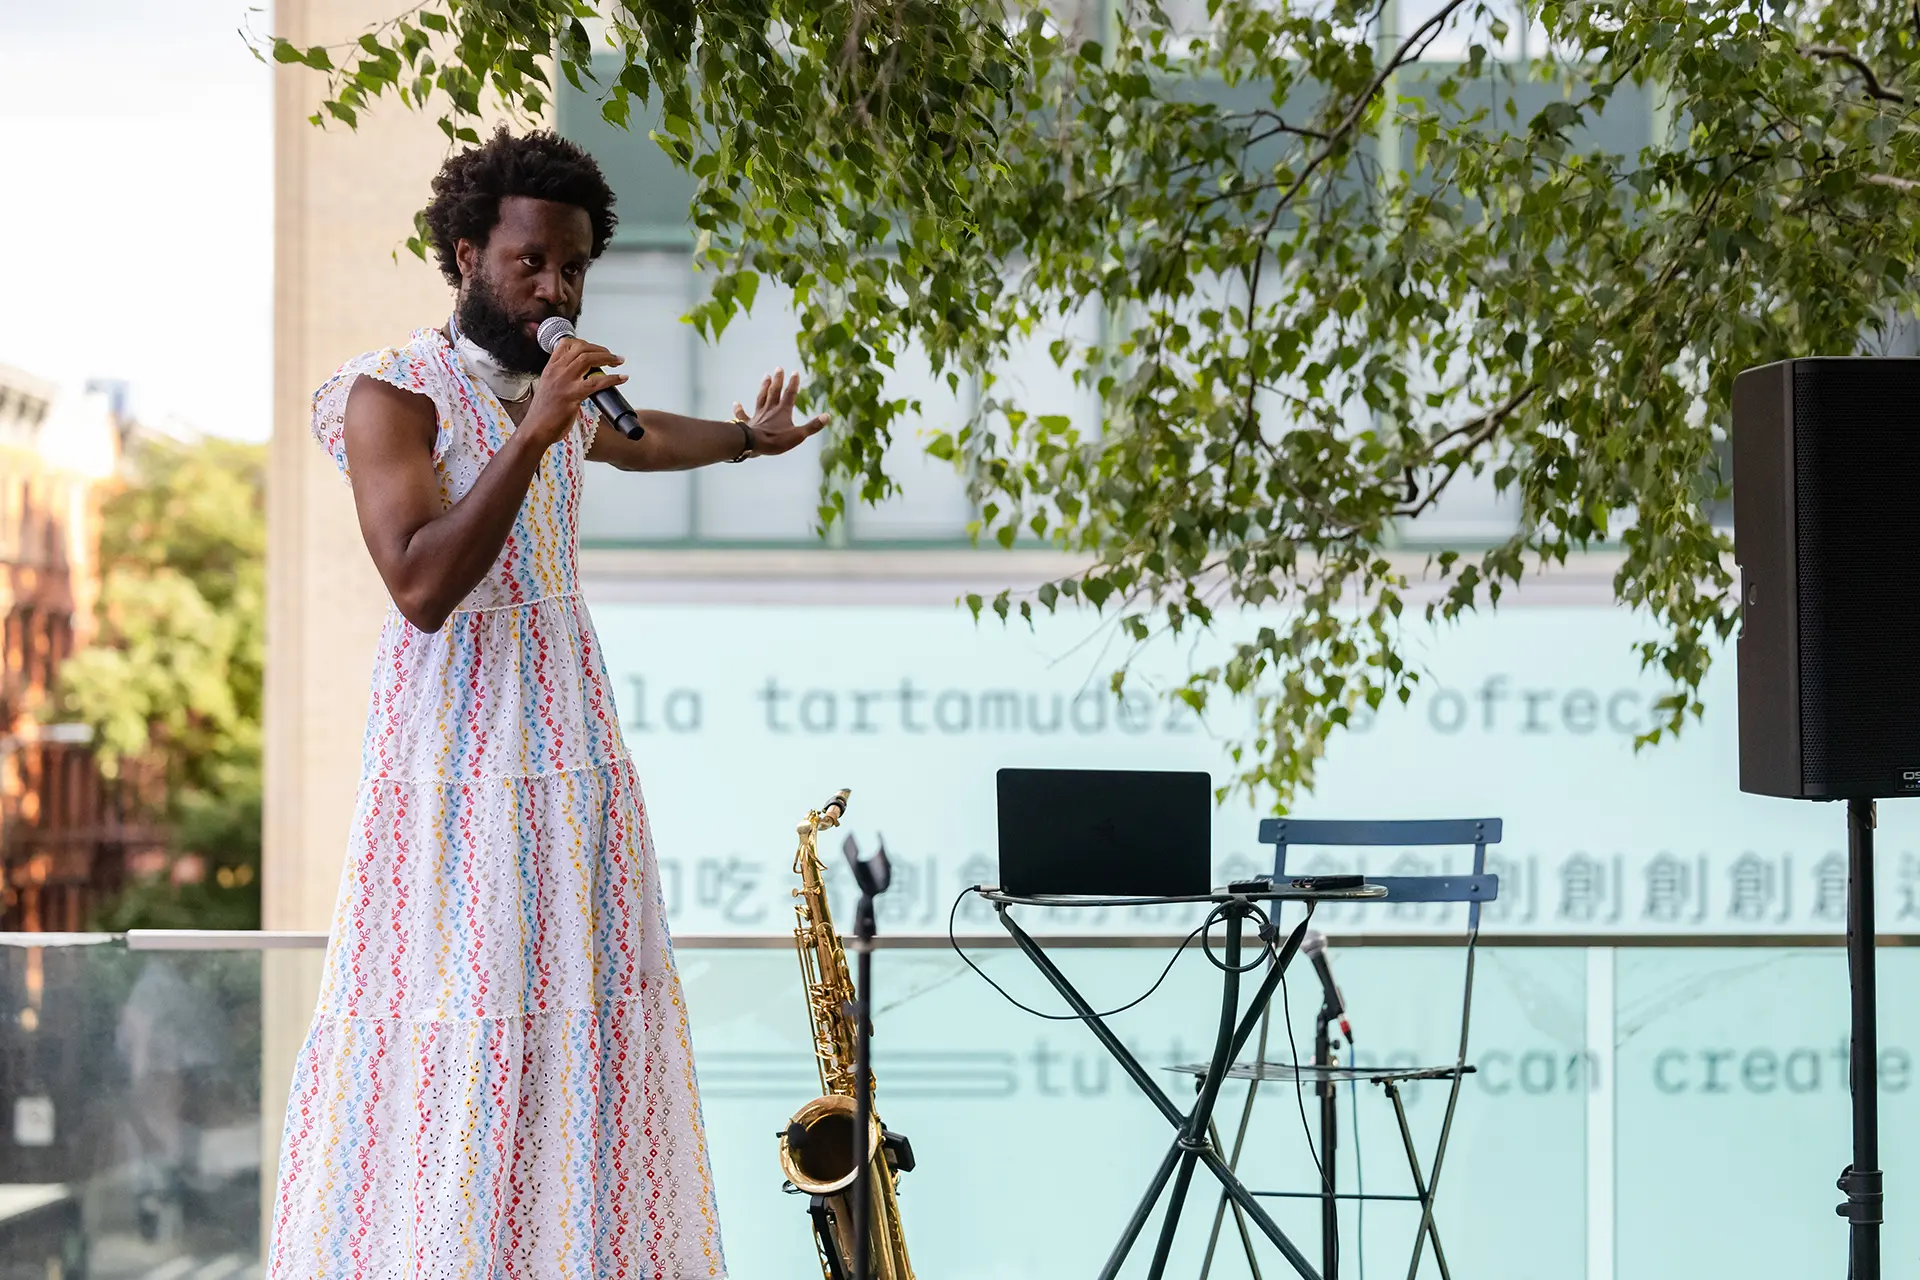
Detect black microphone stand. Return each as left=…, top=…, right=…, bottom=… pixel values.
left=1315, top=999, right=1340, bottom=1280
left=843, top=834, right=892, bottom=1280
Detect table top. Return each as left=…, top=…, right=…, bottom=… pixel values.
left=977, top=883, right=1389, bottom=909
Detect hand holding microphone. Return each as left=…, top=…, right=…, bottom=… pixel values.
left=536, top=317, right=643, bottom=440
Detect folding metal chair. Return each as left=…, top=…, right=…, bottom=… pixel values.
left=1178, top=818, right=1501, bottom=1280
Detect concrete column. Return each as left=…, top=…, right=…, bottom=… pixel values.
left=262, top=0, right=494, bottom=1234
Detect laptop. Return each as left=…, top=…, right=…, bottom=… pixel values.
left=995, top=767, right=1212, bottom=897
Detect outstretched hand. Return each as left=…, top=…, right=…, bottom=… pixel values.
left=733, top=368, right=829, bottom=458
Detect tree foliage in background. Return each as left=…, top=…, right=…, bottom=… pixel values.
left=270, top=0, right=1920, bottom=807
left=60, top=436, right=265, bottom=929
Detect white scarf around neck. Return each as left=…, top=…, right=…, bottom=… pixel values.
left=448, top=314, right=536, bottom=404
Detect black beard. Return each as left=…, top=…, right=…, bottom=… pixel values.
left=455, top=270, right=564, bottom=375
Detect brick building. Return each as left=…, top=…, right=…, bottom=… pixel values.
left=0, top=363, right=161, bottom=931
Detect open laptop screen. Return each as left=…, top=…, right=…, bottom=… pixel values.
left=995, top=768, right=1212, bottom=897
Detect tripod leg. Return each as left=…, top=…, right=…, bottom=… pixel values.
left=1146, top=1151, right=1204, bottom=1280
left=1205, top=991, right=1277, bottom=1280
left=1100, top=1140, right=1184, bottom=1280
left=1151, top=909, right=1249, bottom=1280
left=999, top=907, right=1186, bottom=1126
left=1203, top=1117, right=1265, bottom=1280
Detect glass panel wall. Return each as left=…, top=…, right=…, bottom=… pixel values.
left=6, top=935, right=1915, bottom=1278
left=0, top=942, right=262, bottom=1280
left=1613, top=947, right=1920, bottom=1277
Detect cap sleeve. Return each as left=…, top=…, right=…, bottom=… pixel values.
left=310, top=340, right=452, bottom=483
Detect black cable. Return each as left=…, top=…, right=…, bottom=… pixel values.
left=1202, top=899, right=1279, bottom=974
left=946, top=886, right=1216, bottom=1021
left=946, top=887, right=1282, bottom=1021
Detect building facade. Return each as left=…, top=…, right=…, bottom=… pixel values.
left=0, top=364, right=157, bottom=932
left=266, top=2, right=1675, bottom=928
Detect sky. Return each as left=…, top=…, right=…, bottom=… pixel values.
left=0, top=1, right=272, bottom=442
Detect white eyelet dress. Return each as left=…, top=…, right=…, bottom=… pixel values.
left=265, top=327, right=726, bottom=1280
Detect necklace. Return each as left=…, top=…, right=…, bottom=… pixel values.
left=447, top=315, right=537, bottom=404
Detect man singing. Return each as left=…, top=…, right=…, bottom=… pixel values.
left=267, top=128, right=822, bottom=1279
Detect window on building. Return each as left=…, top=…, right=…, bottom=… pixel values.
left=689, top=276, right=827, bottom=542
left=845, top=339, right=976, bottom=544
left=17, top=484, right=34, bottom=564
left=9, top=608, right=33, bottom=689
left=576, top=252, right=697, bottom=543
left=43, top=613, right=69, bottom=686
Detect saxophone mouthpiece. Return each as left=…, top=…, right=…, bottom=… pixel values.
left=823, top=788, right=851, bottom=821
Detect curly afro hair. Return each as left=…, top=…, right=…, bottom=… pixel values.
left=423, top=127, right=618, bottom=287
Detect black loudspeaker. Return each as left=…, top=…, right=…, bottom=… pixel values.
left=1733, top=357, right=1920, bottom=799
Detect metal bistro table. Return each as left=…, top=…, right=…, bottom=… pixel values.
left=977, top=883, right=1386, bottom=1280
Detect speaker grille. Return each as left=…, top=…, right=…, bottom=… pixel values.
left=1792, top=360, right=1920, bottom=796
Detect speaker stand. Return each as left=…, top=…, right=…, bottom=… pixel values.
left=1840, top=797, right=1883, bottom=1280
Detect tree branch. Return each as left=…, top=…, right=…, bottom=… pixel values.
left=1802, top=44, right=1906, bottom=102
left=1866, top=171, right=1920, bottom=193
left=1397, top=381, right=1538, bottom=519
left=1253, top=0, right=1474, bottom=242
left=1080, top=118, right=1325, bottom=208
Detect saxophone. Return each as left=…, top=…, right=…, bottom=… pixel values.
left=777, top=789, right=917, bottom=1280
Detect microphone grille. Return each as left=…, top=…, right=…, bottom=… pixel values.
left=1300, top=929, right=1327, bottom=956
left=536, top=316, right=575, bottom=354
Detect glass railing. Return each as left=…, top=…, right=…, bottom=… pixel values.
left=0, top=939, right=263, bottom=1280
left=0, top=932, right=1906, bottom=1279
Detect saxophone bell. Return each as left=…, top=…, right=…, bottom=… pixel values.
left=779, top=1094, right=881, bottom=1195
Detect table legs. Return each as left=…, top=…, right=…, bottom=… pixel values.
left=996, top=903, right=1324, bottom=1280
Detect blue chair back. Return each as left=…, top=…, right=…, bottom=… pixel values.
left=1259, top=817, right=1503, bottom=928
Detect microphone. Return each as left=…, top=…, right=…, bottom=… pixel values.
left=536, top=317, right=643, bottom=440
left=1300, top=929, right=1353, bottom=1040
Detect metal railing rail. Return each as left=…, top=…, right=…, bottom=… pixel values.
left=0, top=928, right=1908, bottom=951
